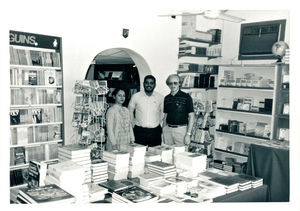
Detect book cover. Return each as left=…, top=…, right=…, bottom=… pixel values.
left=32, top=108, right=42, bottom=123
left=17, top=49, right=28, bottom=65
left=19, top=184, right=75, bottom=204
left=114, top=186, right=158, bottom=203
left=99, top=180, right=128, bottom=192
left=209, top=176, right=240, bottom=188
left=10, top=109, right=20, bottom=125
left=14, top=147, right=26, bottom=165
left=42, top=52, right=53, bottom=66
left=138, top=172, right=164, bottom=181
left=147, top=161, right=175, bottom=170
left=28, top=70, right=38, bottom=85
left=16, top=127, right=28, bottom=145
left=58, top=144, right=91, bottom=155
left=28, top=160, right=59, bottom=188
left=44, top=69, right=56, bottom=86
left=23, top=88, right=34, bottom=105
left=30, top=50, right=42, bottom=66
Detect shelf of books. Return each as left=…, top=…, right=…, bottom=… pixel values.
left=273, top=63, right=289, bottom=142
left=213, top=64, right=287, bottom=163
left=9, top=30, right=64, bottom=188
left=178, top=16, right=223, bottom=157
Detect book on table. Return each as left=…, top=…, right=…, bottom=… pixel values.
left=146, top=161, right=176, bottom=170
left=113, top=185, right=159, bottom=203
left=28, top=160, right=59, bottom=188
left=58, top=144, right=91, bottom=156
left=18, top=184, right=75, bottom=204
left=99, top=180, right=128, bottom=192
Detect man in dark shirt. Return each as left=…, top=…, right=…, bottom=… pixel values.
left=163, top=74, right=195, bottom=146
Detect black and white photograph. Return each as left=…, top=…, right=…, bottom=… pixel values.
left=0, top=0, right=299, bottom=211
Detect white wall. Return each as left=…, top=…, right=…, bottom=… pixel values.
left=221, top=10, right=290, bottom=65
left=2, top=5, right=290, bottom=145
left=2, top=1, right=183, bottom=144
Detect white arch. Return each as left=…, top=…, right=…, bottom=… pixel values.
left=88, top=47, right=152, bottom=87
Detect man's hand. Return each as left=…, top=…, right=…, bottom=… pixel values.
left=184, top=134, right=191, bottom=145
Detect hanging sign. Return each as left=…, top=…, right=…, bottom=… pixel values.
left=9, top=30, right=61, bottom=50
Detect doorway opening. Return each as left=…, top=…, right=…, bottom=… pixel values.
left=85, top=48, right=151, bottom=106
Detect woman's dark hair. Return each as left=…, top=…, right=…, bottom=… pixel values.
left=112, top=88, right=127, bottom=97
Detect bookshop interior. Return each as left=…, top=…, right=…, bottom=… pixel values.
left=3, top=5, right=298, bottom=206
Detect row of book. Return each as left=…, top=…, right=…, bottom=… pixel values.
left=220, top=71, right=274, bottom=88
left=10, top=144, right=59, bottom=166
left=179, top=40, right=222, bottom=57
left=179, top=73, right=218, bottom=88
left=219, top=97, right=273, bottom=114
left=10, top=88, right=62, bottom=105
left=10, top=46, right=61, bottom=67
left=178, top=63, right=219, bottom=74
left=10, top=124, right=62, bottom=146
left=218, top=120, right=271, bottom=139
left=10, top=68, right=62, bottom=86
left=215, top=140, right=250, bottom=156
left=10, top=107, right=62, bottom=125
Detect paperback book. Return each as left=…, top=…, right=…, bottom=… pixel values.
left=113, top=185, right=159, bottom=203
left=18, top=184, right=75, bottom=204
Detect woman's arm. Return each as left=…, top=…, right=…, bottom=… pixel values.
left=106, top=108, right=116, bottom=146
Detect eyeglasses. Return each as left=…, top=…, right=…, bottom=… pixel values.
left=167, top=81, right=179, bottom=86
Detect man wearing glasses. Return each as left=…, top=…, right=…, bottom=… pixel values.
left=163, top=74, right=195, bottom=146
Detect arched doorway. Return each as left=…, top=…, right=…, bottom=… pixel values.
left=85, top=48, right=151, bottom=106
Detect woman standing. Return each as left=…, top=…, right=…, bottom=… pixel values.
left=106, top=88, right=134, bottom=151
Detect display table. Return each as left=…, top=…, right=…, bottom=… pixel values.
left=246, top=143, right=289, bottom=202
left=94, top=185, right=269, bottom=203
left=213, top=185, right=269, bottom=202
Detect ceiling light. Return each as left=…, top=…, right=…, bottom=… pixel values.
left=204, top=10, right=220, bottom=19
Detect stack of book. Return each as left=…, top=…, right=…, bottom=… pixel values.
left=112, top=185, right=159, bottom=203
left=148, top=145, right=173, bottom=164
left=208, top=176, right=240, bottom=194
left=184, top=180, right=225, bottom=202
left=145, top=151, right=161, bottom=163
left=177, top=176, right=198, bottom=189
left=125, top=143, right=147, bottom=178
left=16, top=184, right=75, bottom=204
left=87, top=182, right=108, bottom=202
left=138, top=172, right=164, bottom=189
left=212, top=160, right=225, bottom=170
left=170, top=144, right=186, bottom=163
left=149, top=180, right=177, bottom=196
left=102, top=150, right=130, bottom=180
left=91, top=160, right=108, bottom=184
left=44, top=160, right=89, bottom=203
left=164, top=177, right=188, bottom=195
left=147, top=161, right=177, bottom=178
left=234, top=174, right=263, bottom=188
left=99, top=180, right=128, bottom=193
left=196, top=178, right=227, bottom=198
left=58, top=144, right=92, bottom=184
left=27, top=159, right=58, bottom=188
left=174, top=152, right=207, bottom=177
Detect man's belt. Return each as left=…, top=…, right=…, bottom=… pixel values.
left=167, top=124, right=187, bottom=128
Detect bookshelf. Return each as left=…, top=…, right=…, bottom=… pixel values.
left=273, top=63, right=289, bottom=142
left=178, top=21, right=222, bottom=156
left=9, top=30, right=64, bottom=188
left=214, top=64, right=289, bottom=163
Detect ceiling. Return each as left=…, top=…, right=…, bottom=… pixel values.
left=93, top=49, right=135, bottom=64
